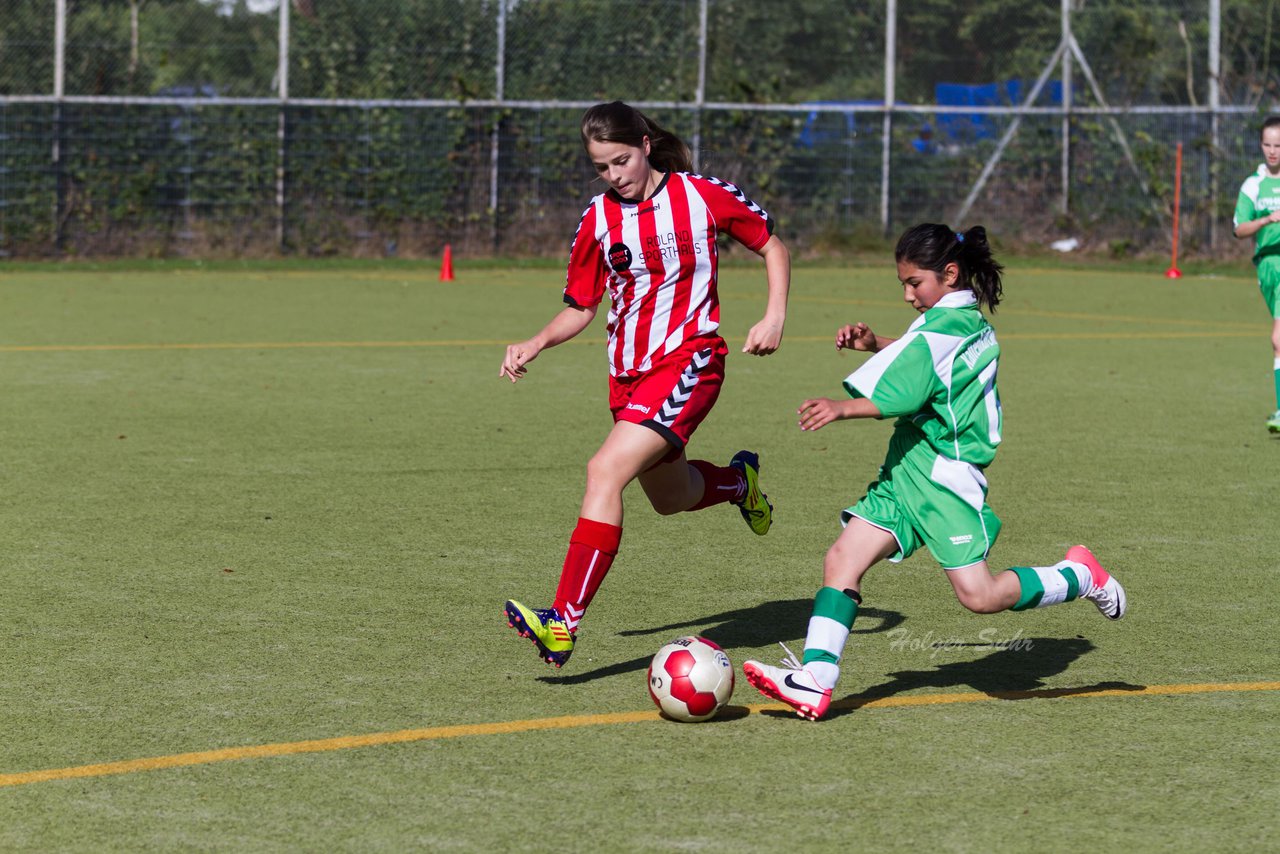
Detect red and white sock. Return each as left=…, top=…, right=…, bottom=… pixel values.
left=685, top=459, right=746, bottom=511
left=552, top=517, right=622, bottom=633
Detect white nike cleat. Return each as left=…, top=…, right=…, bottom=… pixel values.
left=742, top=645, right=832, bottom=721
left=1067, top=544, right=1127, bottom=620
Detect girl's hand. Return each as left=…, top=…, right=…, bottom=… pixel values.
left=742, top=317, right=784, bottom=355
left=499, top=339, right=542, bottom=383
left=836, top=322, right=878, bottom=352
left=798, top=397, right=849, bottom=431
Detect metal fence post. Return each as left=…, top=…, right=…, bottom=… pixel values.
left=693, top=0, right=708, bottom=173
left=1061, top=0, right=1072, bottom=216
left=277, top=0, right=290, bottom=252
left=1208, top=0, right=1220, bottom=251
left=880, top=0, right=895, bottom=236
left=53, top=0, right=67, bottom=253
left=490, top=0, right=507, bottom=253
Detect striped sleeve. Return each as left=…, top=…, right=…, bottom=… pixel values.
left=564, top=201, right=606, bottom=309
left=688, top=174, right=774, bottom=251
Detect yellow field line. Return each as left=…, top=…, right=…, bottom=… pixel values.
left=0, top=327, right=1259, bottom=354
left=1, top=680, right=1275, bottom=789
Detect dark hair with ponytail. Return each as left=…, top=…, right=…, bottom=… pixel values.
left=894, top=223, right=1004, bottom=312
left=580, top=101, right=693, bottom=174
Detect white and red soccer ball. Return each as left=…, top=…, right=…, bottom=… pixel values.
left=647, top=636, right=734, bottom=722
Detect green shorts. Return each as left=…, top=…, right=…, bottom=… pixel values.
left=842, top=431, right=1002, bottom=569
left=1259, top=256, right=1280, bottom=319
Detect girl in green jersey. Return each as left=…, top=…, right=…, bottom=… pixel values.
left=743, top=224, right=1127, bottom=721
left=1231, top=115, right=1280, bottom=433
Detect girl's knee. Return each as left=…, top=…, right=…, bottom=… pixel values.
left=822, top=541, right=848, bottom=576
left=646, top=493, right=685, bottom=516
left=822, top=544, right=867, bottom=589
left=955, top=588, right=1003, bottom=614
left=585, top=452, right=628, bottom=495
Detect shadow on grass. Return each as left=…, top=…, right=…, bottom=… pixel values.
left=658, top=704, right=754, bottom=725
left=757, top=636, right=1146, bottom=721
left=539, top=599, right=905, bottom=686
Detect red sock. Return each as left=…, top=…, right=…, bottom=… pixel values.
left=553, top=517, right=622, bottom=633
left=686, top=459, right=746, bottom=511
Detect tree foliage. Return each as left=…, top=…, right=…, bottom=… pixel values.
left=0, top=0, right=1272, bottom=104
left=0, top=0, right=1275, bottom=257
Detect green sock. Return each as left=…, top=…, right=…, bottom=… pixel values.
left=1010, top=564, right=1086, bottom=610
left=801, top=586, right=859, bottom=667
left=1273, top=365, right=1279, bottom=410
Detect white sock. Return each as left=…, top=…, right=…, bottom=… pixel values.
left=805, top=661, right=840, bottom=690
left=802, top=614, right=849, bottom=690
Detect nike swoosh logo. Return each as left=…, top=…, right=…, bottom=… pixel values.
left=783, top=673, right=826, bottom=695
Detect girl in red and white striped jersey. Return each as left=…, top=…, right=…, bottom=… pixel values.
left=500, top=101, right=791, bottom=668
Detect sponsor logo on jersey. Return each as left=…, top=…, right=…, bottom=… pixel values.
left=949, top=534, right=974, bottom=545
left=607, top=242, right=633, bottom=272
left=958, top=327, right=997, bottom=369
left=626, top=202, right=662, bottom=218
left=638, top=228, right=704, bottom=265
left=625, top=402, right=651, bottom=414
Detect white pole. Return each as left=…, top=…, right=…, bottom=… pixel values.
left=277, top=0, right=290, bottom=250
left=490, top=0, right=507, bottom=249
left=1209, top=0, right=1221, bottom=250
left=881, top=0, right=896, bottom=235
left=53, top=0, right=67, bottom=250
left=1060, top=0, right=1072, bottom=215
left=278, top=0, right=289, bottom=100
left=693, top=0, right=707, bottom=173
left=54, top=0, right=66, bottom=98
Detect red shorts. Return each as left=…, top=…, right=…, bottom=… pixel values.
left=609, top=336, right=728, bottom=458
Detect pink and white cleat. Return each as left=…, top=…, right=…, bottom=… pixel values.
left=1066, top=545, right=1127, bottom=620
left=743, top=646, right=832, bottom=721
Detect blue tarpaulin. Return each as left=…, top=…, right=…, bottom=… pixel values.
left=934, top=80, right=1064, bottom=140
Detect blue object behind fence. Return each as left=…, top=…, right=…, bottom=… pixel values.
left=934, top=80, right=1063, bottom=141
left=797, top=100, right=881, bottom=148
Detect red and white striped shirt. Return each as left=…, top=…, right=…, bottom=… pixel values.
left=564, top=172, right=774, bottom=378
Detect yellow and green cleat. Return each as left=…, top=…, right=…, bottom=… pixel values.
left=1267, top=410, right=1280, bottom=434
left=730, top=450, right=772, bottom=536
left=504, top=600, right=575, bottom=668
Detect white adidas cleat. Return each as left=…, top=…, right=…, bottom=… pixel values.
left=1067, top=544, right=1127, bottom=620
left=742, top=644, right=832, bottom=721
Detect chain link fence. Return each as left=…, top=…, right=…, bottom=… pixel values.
left=0, top=0, right=1275, bottom=259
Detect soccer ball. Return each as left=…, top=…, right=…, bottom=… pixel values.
left=647, top=636, right=734, bottom=722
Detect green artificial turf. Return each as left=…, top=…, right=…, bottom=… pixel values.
left=0, top=261, right=1276, bottom=851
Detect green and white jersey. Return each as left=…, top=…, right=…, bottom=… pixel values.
left=843, top=291, right=1001, bottom=468
left=1235, top=164, right=1280, bottom=264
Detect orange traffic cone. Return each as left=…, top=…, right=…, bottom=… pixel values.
left=439, top=243, right=455, bottom=281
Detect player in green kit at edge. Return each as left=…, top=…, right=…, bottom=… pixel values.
left=1232, top=115, right=1280, bottom=434
left=743, top=224, right=1128, bottom=721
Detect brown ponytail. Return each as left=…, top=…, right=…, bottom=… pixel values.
left=895, top=223, right=1004, bottom=312
left=580, top=101, right=693, bottom=174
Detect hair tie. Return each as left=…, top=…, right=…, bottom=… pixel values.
left=955, top=231, right=965, bottom=243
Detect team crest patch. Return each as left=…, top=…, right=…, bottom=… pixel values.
left=607, top=242, right=633, bottom=272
